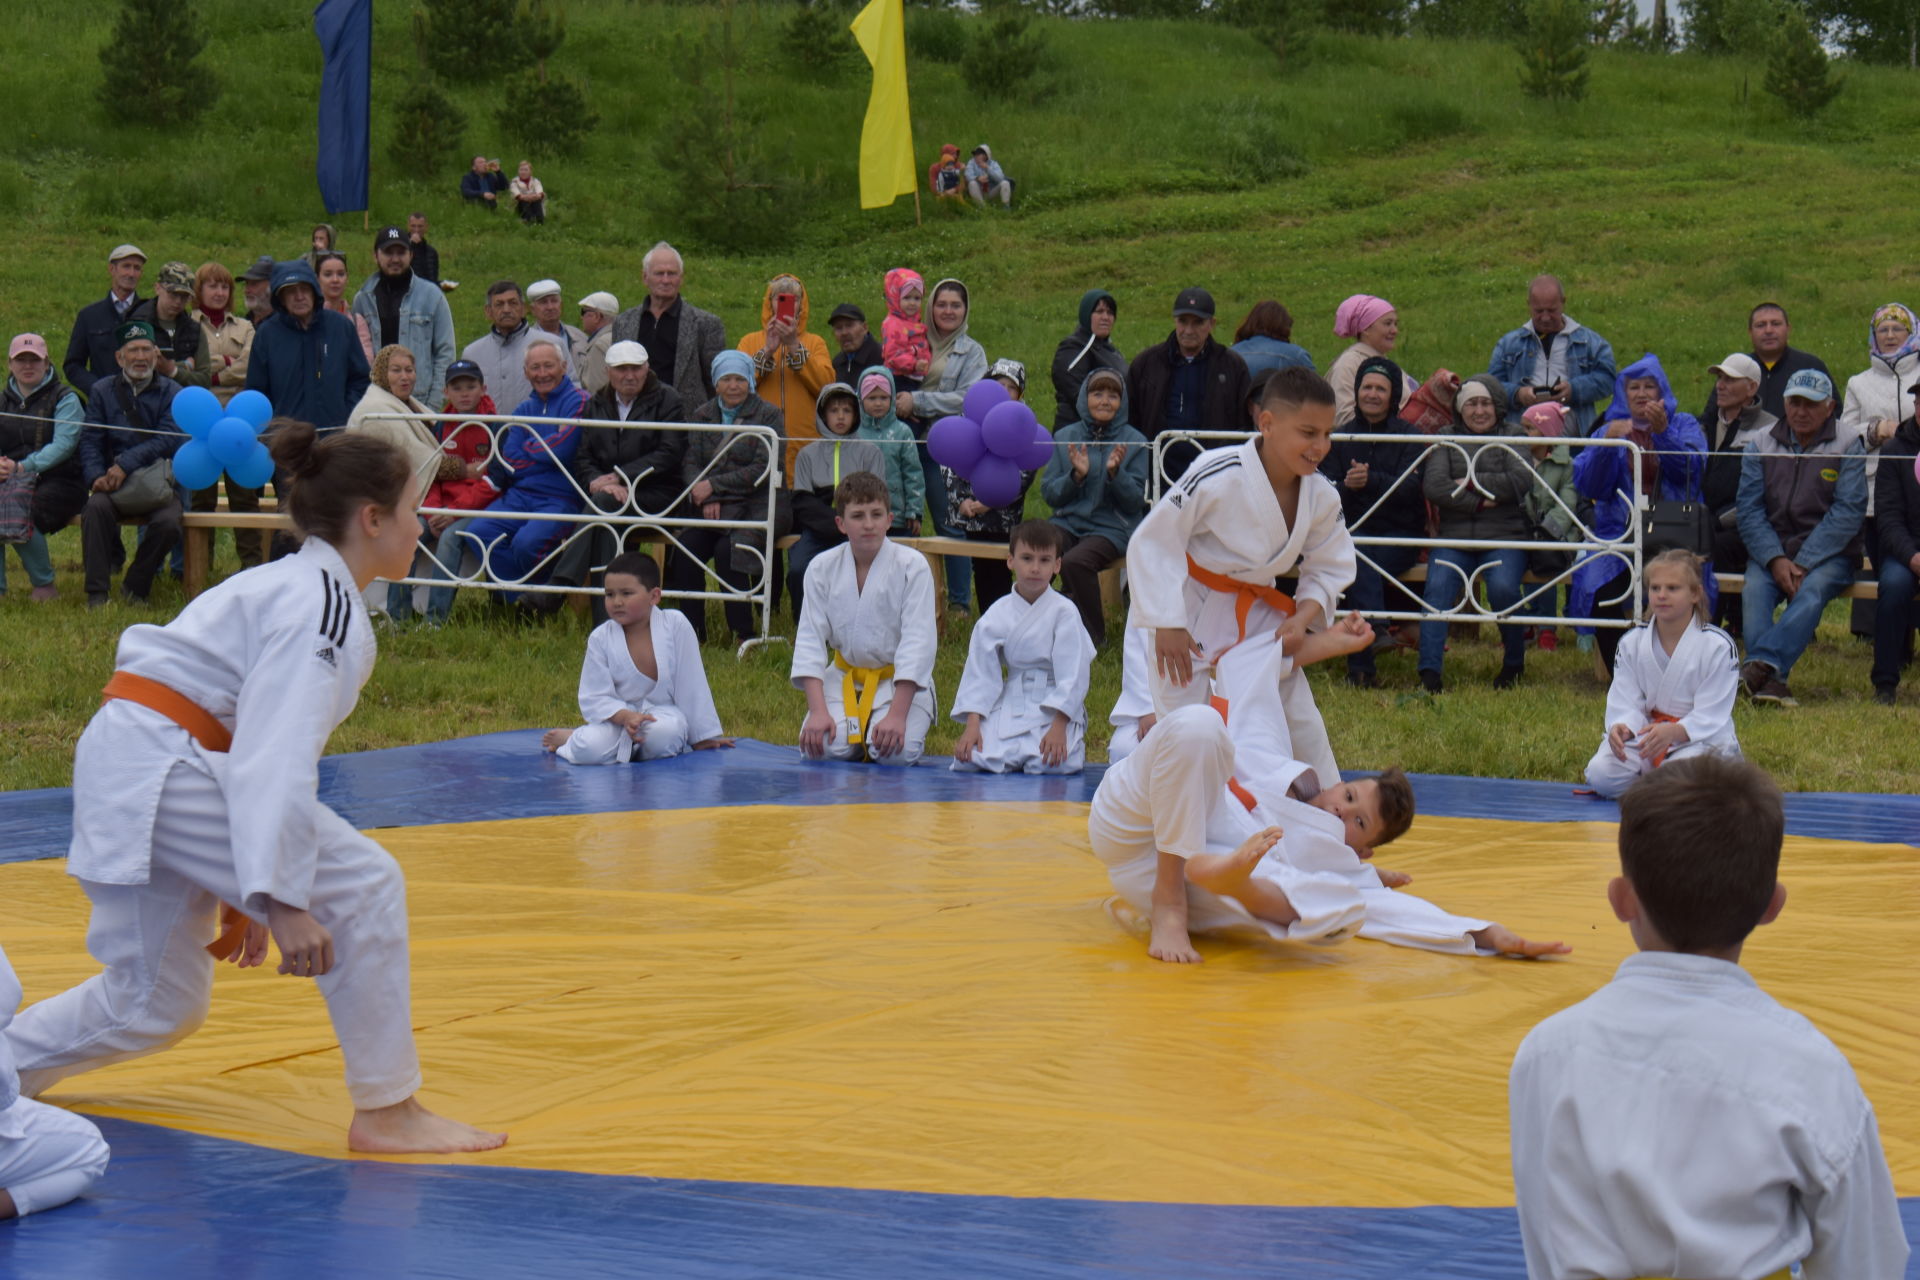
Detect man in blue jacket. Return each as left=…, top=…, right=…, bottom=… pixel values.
left=1487, top=275, right=1616, bottom=436
left=63, top=244, right=146, bottom=397
left=352, top=226, right=456, bottom=406
left=245, top=259, right=370, bottom=430
left=79, top=321, right=183, bottom=606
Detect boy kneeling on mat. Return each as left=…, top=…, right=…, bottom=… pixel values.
left=792, top=471, right=937, bottom=765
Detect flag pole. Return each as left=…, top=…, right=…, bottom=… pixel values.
left=914, top=186, right=922, bottom=226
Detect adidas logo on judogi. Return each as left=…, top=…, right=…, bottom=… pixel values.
left=315, top=645, right=337, bottom=667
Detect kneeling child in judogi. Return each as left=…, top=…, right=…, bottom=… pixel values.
left=952, top=520, right=1095, bottom=774
left=542, top=551, right=731, bottom=763
left=1, top=942, right=110, bottom=1220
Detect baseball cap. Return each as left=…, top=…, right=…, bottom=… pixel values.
left=108, top=244, right=146, bottom=264
left=1782, top=369, right=1833, bottom=403
left=1708, top=353, right=1763, bottom=383
left=606, top=341, right=649, bottom=368
left=373, top=225, right=408, bottom=251
left=579, top=291, right=619, bottom=315
left=1172, top=287, right=1215, bottom=319
left=240, top=255, right=276, bottom=283
left=988, top=357, right=1027, bottom=391
left=157, top=261, right=195, bottom=295
left=444, top=359, right=483, bottom=385
left=8, top=334, right=48, bottom=360
left=829, top=303, right=866, bottom=325
left=526, top=278, right=561, bottom=301
left=116, top=320, right=157, bottom=349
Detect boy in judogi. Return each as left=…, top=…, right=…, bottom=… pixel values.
left=792, top=471, right=937, bottom=766
left=1511, top=756, right=1907, bottom=1280
left=1091, top=632, right=1569, bottom=966
left=0, top=941, right=110, bottom=1220
left=542, top=552, right=730, bottom=763
left=1104, top=627, right=1154, bottom=763
left=1126, top=365, right=1356, bottom=787
left=951, top=520, right=1096, bottom=774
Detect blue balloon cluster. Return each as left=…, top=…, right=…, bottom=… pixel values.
left=171, top=387, right=276, bottom=490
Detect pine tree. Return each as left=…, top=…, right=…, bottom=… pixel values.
left=415, top=0, right=523, bottom=84
left=1765, top=5, right=1844, bottom=116
left=1518, top=0, right=1595, bottom=101
left=96, top=0, right=218, bottom=127
left=388, top=81, right=470, bottom=180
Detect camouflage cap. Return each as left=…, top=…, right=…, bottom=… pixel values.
left=157, top=261, right=196, bottom=295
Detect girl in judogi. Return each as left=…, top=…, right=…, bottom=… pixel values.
left=1583, top=549, right=1741, bottom=799
left=1091, top=633, right=1569, bottom=966
left=1126, top=366, right=1355, bottom=788
left=9, top=424, right=506, bottom=1155
left=792, top=470, right=937, bottom=766
left=1104, top=627, right=1155, bottom=763
left=1, top=941, right=109, bottom=1219
left=542, top=551, right=732, bottom=764
left=951, top=521, right=1096, bottom=774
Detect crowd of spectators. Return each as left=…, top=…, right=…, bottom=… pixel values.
left=3, top=231, right=1912, bottom=709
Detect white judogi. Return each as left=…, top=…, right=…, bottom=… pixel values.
left=1583, top=620, right=1741, bottom=799
left=10, top=539, right=422, bottom=1112
left=1105, top=627, right=1153, bottom=764
left=1126, top=440, right=1356, bottom=787
left=555, top=609, right=723, bottom=764
left=1511, top=952, right=1909, bottom=1280
left=791, top=538, right=937, bottom=766
left=0, top=945, right=110, bottom=1218
left=950, top=587, right=1094, bottom=775
left=1088, top=645, right=1490, bottom=953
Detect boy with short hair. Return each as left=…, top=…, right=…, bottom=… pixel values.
left=541, top=552, right=730, bottom=763
left=1126, top=365, right=1357, bottom=787
left=1509, top=756, right=1908, bottom=1280
left=951, top=520, right=1095, bottom=775
left=788, top=382, right=887, bottom=619
left=792, top=471, right=937, bottom=766
left=1091, top=637, right=1568, bottom=965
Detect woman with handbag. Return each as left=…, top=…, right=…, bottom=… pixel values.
left=0, top=334, right=86, bottom=601
left=78, top=321, right=185, bottom=608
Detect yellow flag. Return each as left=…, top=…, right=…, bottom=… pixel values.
left=850, top=0, right=916, bottom=210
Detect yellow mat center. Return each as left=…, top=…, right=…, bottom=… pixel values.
left=4, top=803, right=1914, bottom=1208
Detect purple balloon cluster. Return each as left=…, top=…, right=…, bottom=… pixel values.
left=170, top=386, right=276, bottom=491
left=925, top=379, right=1055, bottom=509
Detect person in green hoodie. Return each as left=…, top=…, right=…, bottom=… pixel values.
left=1040, top=366, right=1149, bottom=645
left=854, top=366, right=923, bottom=537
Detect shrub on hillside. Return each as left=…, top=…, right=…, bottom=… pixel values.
left=783, top=0, right=862, bottom=78
left=1518, top=0, right=1596, bottom=101
left=1765, top=4, right=1844, bottom=115
left=97, top=0, right=218, bottom=127
left=963, top=4, right=1052, bottom=100
left=1223, top=0, right=1323, bottom=70
left=497, top=70, right=600, bottom=158
left=389, top=81, right=470, bottom=180
left=907, top=7, right=970, bottom=63
left=416, top=0, right=524, bottom=83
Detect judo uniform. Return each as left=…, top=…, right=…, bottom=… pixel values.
left=10, top=539, right=423, bottom=1112
left=0, top=944, right=110, bottom=1218
left=1105, top=626, right=1153, bottom=764
left=554, top=609, right=724, bottom=764
left=1511, top=952, right=1908, bottom=1280
left=1126, top=439, right=1356, bottom=788
left=1582, top=620, right=1741, bottom=799
left=791, top=538, right=937, bottom=766
left=1088, top=644, right=1490, bottom=953
left=950, top=586, right=1095, bottom=774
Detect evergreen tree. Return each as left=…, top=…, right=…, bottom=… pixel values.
left=389, top=81, right=470, bottom=180
left=1765, top=4, right=1844, bottom=116
left=415, top=0, right=523, bottom=84
left=963, top=1, right=1051, bottom=99
left=1805, top=0, right=1920, bottom=65
left=96, top=0, right=218, bottom=127
left=1518, top=0, right=1595, bottom=100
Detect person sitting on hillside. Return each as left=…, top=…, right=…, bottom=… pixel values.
left=460, top=155, right=506, bottom=210
left=510, top=160, right=546, bottom=224
left=964, top=145, right=1011, bottom=209
left=929, top=143, right=966, bottom=201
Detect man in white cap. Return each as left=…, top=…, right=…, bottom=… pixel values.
left=575, top=290, right=619, bottom=396
left=1700, top=352, right=1777, bottom=619
left=63, top=244, right=146, bottom=395
left=525, top=279, right=585, bottom=380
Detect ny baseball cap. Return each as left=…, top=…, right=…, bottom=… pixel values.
left=373, top=226, right=409, bottom=251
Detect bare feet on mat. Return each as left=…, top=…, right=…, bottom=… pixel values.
left=1148, top=904, right=1201, bottom=964
left=1185, top=826, right=1284, bottom=897
left=1470, top=924, right=1572, bottom=959
left=349, top=1097, right=508, bottom=1154
left=540, top=728, right=570, bottom=752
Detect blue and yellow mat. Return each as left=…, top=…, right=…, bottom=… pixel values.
left=2, top=737, right=1916, bottom=1278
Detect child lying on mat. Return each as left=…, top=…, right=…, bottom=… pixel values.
left=1089, top=623, right=1569, bottom=964
left=542, top=552, right=732, bottom=763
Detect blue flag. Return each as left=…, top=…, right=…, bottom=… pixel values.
left=313, top=0, right=371, bottom=215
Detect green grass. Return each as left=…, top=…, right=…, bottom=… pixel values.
left=2, top=4, right=1914, bottom=792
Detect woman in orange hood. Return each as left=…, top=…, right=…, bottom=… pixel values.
left=737, top=273, right=835, bottom=479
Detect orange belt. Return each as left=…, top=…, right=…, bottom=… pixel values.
left=1186, top=555, right=1294, bottom=658
left=1646, top=710, right=1681, bottom=769
left=100, top=671, right=251, bottom=962
left=1208, top=693, right=1262, bottom=813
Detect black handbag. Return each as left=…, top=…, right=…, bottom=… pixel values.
left=1642, top=499, right=1714, bottom=556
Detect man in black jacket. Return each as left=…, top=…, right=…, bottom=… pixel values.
left=1125, top=287, right=1251, bottom=482
left=1871, top=382, right=1920, bottom=704
left=828, top=303, right=883, bottom=387
left=1698, top=302, right=1830, bottom=422
left=64, top=244, right=146, bottom=396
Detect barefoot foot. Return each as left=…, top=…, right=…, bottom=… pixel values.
left=1186, top=826, right=1283, bottom=896
left=1148, top=903, right=1201, bottom=964
left=349, top=1096, right=508, bottom=1154
left=540, top=728, right=570, bottom=752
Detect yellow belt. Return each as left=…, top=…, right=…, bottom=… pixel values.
left=833, top=653, right=893, bottom=745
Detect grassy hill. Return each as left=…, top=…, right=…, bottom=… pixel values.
left=1, top=2, right=1911, bottom=790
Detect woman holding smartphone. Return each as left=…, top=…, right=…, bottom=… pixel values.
left=737, top=274, right=834, bottom=480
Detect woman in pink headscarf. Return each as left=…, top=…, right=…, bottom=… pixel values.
left=1327, top=294, right=1418, bottom=425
